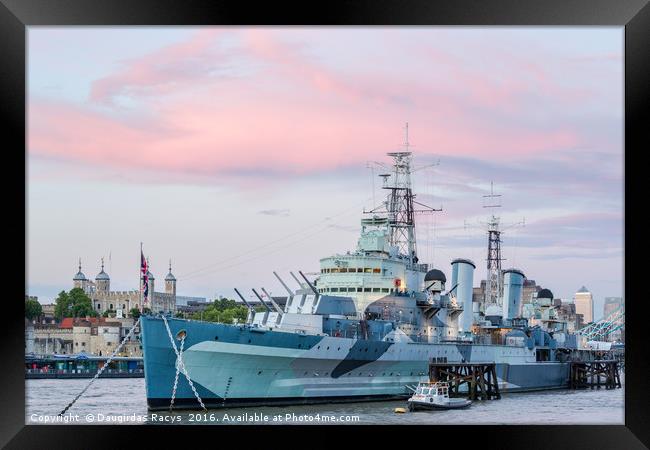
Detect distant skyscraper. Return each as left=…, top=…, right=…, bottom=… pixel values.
left=604, top=297, right=623, bottom=318
left=574, top=286, right=593, bottom=324
left=603, top=297, right=624, bottom=342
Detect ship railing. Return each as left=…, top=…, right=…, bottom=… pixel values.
left=330, top=329, right=393, bottom=341
left=406, top=262, right=429, bottom=272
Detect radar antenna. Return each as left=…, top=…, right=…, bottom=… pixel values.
left=467, top=182, right=524, bottom=307
left=363, top=123, right=442, bottom=264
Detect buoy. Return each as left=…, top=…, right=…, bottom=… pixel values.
left=394, top=407, right=407, bottom=414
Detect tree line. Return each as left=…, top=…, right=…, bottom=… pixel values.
left=182, top=298, right=266, bottom=324
left=26, top=289, right=262, bottom=325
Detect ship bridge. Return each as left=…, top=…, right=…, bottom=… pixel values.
left=315, top=146, right=437, bottom=314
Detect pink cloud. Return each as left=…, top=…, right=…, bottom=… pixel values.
left=90, top=29, right=224, bottom=104
left=29, top=94, right=579, bottom=180
left=29, top=29, right=591, bottom=184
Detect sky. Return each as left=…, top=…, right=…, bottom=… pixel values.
left=27, top=27, right=624, bottom=320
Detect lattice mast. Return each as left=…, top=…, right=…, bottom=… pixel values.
left=472, top=182, right=525, bottom=307
left=483, top=182, right=503, bottom=306
left=365, top=123, right=441, bottom=264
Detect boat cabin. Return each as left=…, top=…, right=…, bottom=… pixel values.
left=415, top=382, right=449, bottom=398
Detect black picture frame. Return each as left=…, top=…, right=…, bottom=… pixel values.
left=2, top=0, right=647, bottom=448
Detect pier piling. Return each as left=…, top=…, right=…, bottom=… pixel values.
left=569, top=360, right=622, bottom=390
left=428, top=361, right=501, bottom=400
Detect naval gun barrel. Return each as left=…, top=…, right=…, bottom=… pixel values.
left=251, top=288, right=273, bottom=312
left=273, top=271, right=294, bottom=296
left=233, top=288, right=253, bottom=309
left=298, top=270, right=319, bottom=296
left=261, top=287, right=284, bottom=315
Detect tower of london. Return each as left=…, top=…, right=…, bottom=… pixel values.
left=73, top=258, right=177, bottom=317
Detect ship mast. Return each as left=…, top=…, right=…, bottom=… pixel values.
left=482, top=182, right=502, bottom=306
left=365, top=123, right=441, bottom=264
left=475, top=182, right=524, bottom=308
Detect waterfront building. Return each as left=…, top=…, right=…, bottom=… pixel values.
left=175, top=295, right=208, bottom=307
left=176, top=299, right=210, bottom=315
left=25, top=318, right=35, bottom=354
left=574, top=286, right=594, bottom=324
left=89, top=321, right=121, bottom=356
left=72, top=319, right=92, bottom=354
left=31, top=323, right=73, bottom=354
left=72, top=259, right=177, bottom=317
left=39, top=304, right=56, bottom=324
left=31, top=316, right=142, bottom=356
left=25, top=295, right=57, bottom=325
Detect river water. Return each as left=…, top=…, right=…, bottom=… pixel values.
left=26, top=377, right=624, bottom=425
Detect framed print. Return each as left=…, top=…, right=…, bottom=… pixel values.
left=2, top=0, right=648, bottom=448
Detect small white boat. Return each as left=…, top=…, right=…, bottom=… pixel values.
left=407, top=382, right=471, bottom=411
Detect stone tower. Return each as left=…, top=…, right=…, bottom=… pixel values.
left=73, top=258, right=88, bottom=291
left=95, top=257, right=110, bottom=292
left=165, top=260, right=177, bottom=296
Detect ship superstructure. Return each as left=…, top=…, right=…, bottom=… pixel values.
left=140, top=142, right=592, bottom=410
left=316, top=149, right=438, bottom=314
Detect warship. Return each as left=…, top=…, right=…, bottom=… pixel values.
left=140, top=148, right=590, bottom=410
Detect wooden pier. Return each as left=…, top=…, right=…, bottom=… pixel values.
left=569, top=360, right=622, bottom=390
left=428, top=362, right=501, bottom=400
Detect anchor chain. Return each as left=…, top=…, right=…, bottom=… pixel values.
left=58, top=317, right=141, bottom=416
left=169, top=335, right=185, bottom=411
left=161, top=314, right=207, bottom=411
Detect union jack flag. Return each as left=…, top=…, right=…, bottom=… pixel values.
left=141, top=248, right=149, bottom=304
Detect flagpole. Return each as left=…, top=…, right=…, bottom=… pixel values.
left=140, top=242, right=143, bottom=313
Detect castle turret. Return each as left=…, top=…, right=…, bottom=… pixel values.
left=95, top=258, right=110, bottom=292
left=165, top=260, right=177, bottom=296
left=73, top=258, right=87, bottom=290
